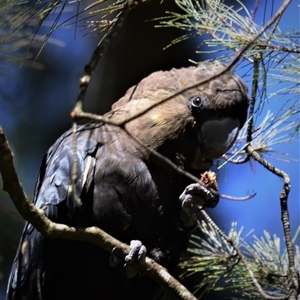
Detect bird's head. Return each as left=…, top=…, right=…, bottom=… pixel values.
left=107, top=62, right=249, bottom=170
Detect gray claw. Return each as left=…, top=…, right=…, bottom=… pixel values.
left=124, top=240, right=147, bottom=265
left=124, top=240, right=147, bottom=278
left=109, top=240, right=147, bottom=278
left=180, top=183, right=218, bottom=208
left=109, top=247, right=122, bottom=267
left=179, top=183, right=218, bottom=229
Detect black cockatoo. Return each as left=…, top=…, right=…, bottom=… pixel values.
left=7, top=62, right=249, bottom=300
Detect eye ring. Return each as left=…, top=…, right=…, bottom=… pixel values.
left=189, top=96, right=205, bottom=111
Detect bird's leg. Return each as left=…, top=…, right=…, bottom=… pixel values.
left=109, top=240, right=147, bottom=278
left=179, top=181, right=219, bottom=229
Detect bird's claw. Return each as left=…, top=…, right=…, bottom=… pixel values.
left=124, top=240, right=147, bottom=265
left=124, top=240, right=147, bottom=278
left=109, top=240, right=147, bottom=278
left=180, top=182, right=218, bottom=208
left=109, top=247, right=122, bottom=267
left=179, top=183, right=219, bottom=229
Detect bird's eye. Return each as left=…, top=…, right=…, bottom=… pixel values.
left=189, top=96, right=205, bottom=111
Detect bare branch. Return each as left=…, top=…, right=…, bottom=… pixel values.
left=0, top=126, right=197, bottom=300
left=72, top=108, right=255, bottom=203
left=246, top=144, right=299, bottom=300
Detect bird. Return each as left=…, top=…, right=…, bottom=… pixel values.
left=7, top=62, right=249, bottom=300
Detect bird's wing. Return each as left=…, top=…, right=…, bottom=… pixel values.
left=6, top=122, right=101, bottom=299
left=33, top=124, right=99, bottom=221
left=6, top=121, right=157, bottom=300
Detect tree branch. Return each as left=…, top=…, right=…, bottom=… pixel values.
left=0, top=126, right=197, bottom=300
left=246, top=144, right=299, bottom=300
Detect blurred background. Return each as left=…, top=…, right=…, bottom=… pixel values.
left=0, top=0, right=299, bottom=298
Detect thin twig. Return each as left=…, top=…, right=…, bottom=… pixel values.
left=250, top=0, right=261, bottom=28
left=73, top=109, right=255, bottom=203
left=70, top=0, right=138, bottom=214
left=72, top=0, right=293, bottom=133
left=219, top=192, right=256, bottom=201
left=246, top=144, right=299, bottom=300
left=247, top=55, right=260, bottom=144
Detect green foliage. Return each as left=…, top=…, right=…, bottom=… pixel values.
left=226, top=109, right=299, bottom=163
left=0, top=0, right=126, bottom=67
left=178, top=220, right=300, bottom=299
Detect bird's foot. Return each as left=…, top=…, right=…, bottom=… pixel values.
left=179, top=182, right=219, bottom=229
left=109, top=240, right=147, bottom=278
left=124, top=240, right=147, bottom=278
left=124, top=240, right=147, bottom=265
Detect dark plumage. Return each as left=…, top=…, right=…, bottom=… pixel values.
left=7, top=62, right=249, bottom=300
